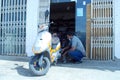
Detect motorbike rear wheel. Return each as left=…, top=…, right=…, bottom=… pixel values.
left=29, top=55, right=50, bottom=76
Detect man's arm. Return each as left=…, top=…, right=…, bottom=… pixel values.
left=69, top=46, right=76, bottom=51
left=62, top=46, right=76, bottom=56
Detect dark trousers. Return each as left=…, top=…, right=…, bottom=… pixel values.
left=68, top=50, right=84, bottom=61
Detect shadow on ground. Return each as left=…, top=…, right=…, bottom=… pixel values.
left=55, top=59, right=120, bottom=72
left=13, top=64, right=37, bottom=77
left=0, top=55, right=29, bottom=62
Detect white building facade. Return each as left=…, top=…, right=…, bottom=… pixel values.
left=0, top=0, right=120, bottom=60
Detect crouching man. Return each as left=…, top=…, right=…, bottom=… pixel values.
left=62, top=32, right=86, bottom=63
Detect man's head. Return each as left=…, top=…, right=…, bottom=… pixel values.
left=66, top=32, right=74, bottom=39
left=52, top=33, right=57, bottom=37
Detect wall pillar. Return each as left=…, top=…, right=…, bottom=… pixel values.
left=114, top=0, right=120, bottom=58
left=26, top=0, right=39, bottom=56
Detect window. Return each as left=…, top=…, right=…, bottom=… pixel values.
left=12, top=0, right=14, bottom=5
left=17, top=28, right=20, bottom=38
left=25, top=0, right=27, bottom=4
left=1, top=14, right=3, bottom=22
left=4, top=13, right=5, bottom=21
left=12, top=12, right=14, bottom=21
left=6, top=13, right=8, bottom=21
left=6, top=23, right=8, bottom=27
left=1, top=0, right=3, bottom=7
left=10, top=0, right=11, bottom=6
left=15, top=12, right=17, bottom=21
left=21, top=12, right=23, bottom=21
left=21, top=28, right=23, bottom=37
left=24, top=28, right=26, bottom=37
left=6, top=0, right=9, bottom=6
left=4, top=0, right=6, bottom=7
left=24, top=12, right=26, bottom=21
left=19, top=0, right=21, bottom=5
left=15, top=0, right=17, bottom=5
left=10, top=0, right=13, bottom=5
left=0, top=28, right=2, bottom=37
left=5, top=13, right=7, bottom=22
left=9, top=13, right=11, bottom=21
left=22, top=0, right=24, bottom=5
left=18, top=12, right=20, bottom=21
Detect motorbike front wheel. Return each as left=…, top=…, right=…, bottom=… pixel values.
left=29, top=55, right=50, bottom=76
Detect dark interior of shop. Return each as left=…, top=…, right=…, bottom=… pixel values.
left=50, top=2, right=75, bottom=48
left=50, top=2, right=75, bottom=33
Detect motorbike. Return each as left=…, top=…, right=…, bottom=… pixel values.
left=29, top=23, right=61, bottom=76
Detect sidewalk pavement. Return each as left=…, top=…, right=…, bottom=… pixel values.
left=0, top=55, right=120, bottom=80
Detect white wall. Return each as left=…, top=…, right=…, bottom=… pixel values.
left=114, top=0, right=120, bottom=58
left=26, top=0, right=39, bottom=56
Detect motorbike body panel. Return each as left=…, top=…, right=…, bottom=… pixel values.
left=29, top=24, right=61, bottom=76
left=32, top=31, right=52, bottom=54
left=32, top=30, right=61, bottom=63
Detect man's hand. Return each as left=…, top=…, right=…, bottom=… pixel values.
left=62, top=50, right=68, bottom=57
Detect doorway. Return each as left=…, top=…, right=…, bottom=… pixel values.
left=50, top=2, right=75, bottom=33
